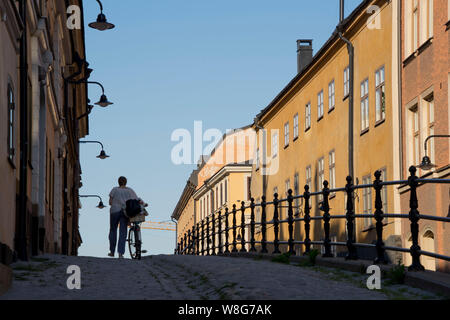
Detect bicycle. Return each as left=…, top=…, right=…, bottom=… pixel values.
left=127, top=203, right=149, bottom=260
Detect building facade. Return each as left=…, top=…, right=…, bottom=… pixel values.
left=173, top=126, right=255, bottom=253
left=250, top=0, right=403, bottom=260
left=400, top=0, right=450, bottom=272
left=0, top=0, right=89, bottom=271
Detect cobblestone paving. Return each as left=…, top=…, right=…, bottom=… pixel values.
left=0, top=254, right=443, bottom=300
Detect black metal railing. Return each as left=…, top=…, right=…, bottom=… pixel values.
left=176, top=166, right=450, bottom=271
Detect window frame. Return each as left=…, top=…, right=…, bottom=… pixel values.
left=272, top=131, right=278, bottom=158
left=293, top=113, right=299, bottom=140
left=317, top=90, right=324, bottom=120
left=284, top=121, right=290, bottom=148
left=328, top=150, right=336, bottom=197
left=328, top=80, right=335, bottom=112
left=305, top=102, right=311, bottom=131
left=344, top=66, right=350, bottom=98
left=375, top=66, right=386, bottom=124
left=362, top=175, right=373, bottom=228
left=360, top=78, right=369, bottom=133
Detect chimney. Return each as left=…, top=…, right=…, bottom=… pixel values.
left=297, top=39, right=313, bottom=74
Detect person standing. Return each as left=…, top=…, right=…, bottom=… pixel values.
left=108, top=176, right=141, bottom=258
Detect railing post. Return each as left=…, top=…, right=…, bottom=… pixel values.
left=217, top=210, right=223, bottom=254
left=184, top=233, right=187, bottom=255
left=232, top=204, right=238, bottom=253
left=201, top=219, right=205, bottom=256
left=240, top=201, right=247, bottom=253
left=345, top=176, right=358, bottom=260
left=260, top=196, right=268, bottom=253
left=187, top=229, right=191, bottom=255
left=196, top=223, right=200, bottom=256
left=322, top=181, right=333, bottom=257
left=273, top=193, right=281, bottom=254
left=177, top=242, right=180, bottom=255
left=250, top=198, right=257, bottom=252
left=191, top=226, right=195, bottom=255
left=373, top=171, right=387, bottom=264
left=206, top=215, right=210, bottom=256
left=224, top=207, right=230, bottom=254
left=211, top=212, right=216, bottom=256
left=303, top=185, right=311, bottom=255
left=181, top=237, right=184, bottom=255
left=408, top=166, right=425, bottom=271
left=287, top=189, right=295, bottom=255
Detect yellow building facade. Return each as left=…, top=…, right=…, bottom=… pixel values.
left=250, top=0, right=403, bottom=260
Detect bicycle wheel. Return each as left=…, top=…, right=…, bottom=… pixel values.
left=128, top=227, right=138, bottom=260
left=134, top=226, right=142, bottom=260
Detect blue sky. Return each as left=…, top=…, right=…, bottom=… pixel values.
left=77, top=0, right=363, bottom=258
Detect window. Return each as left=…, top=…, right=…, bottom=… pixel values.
left=413, top=0, right=419, bottom=51
left=272, top=132, right=278, bottom=157
left=305, top=102, right=311, bottom=130
left=7, top=84, right=15, bottom=163
left=216, top=186, right=219, bottom=210
left=284, top=122, right=289, bottom=147
left=293, top=113, right=299, bottom=140
left=407, top=0, right=433, bottom=55
left=360, top=78, right=369, bottom=132
left=220, top=183, right=223, bottom=206
left=207, top=194, right=210, bottom=215
left=411, top=105, right=420, bottom=166
left=318, top=158, right=325, bottom=200
left=306, top=166, right=312, bottom=190
left=225, top=180, right=228, bottom=203
left=329, top=150, right=336, bottom=194
left=362, top=175, right=373, bottom=227
left=247, top=177, right=252, bottom=201
left=426, top=95, right=435, bottom=164
left=375, top=67, right=386, bottom=123
left=328, top=80, right=335, bottom=111
left=255, top=148, right=260, bottom=170
left=317, top=90, right=324, bottom=119
left=344, top=66, right=350, bottom=97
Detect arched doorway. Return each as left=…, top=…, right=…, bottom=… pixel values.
left=421, top=230, right=436, bottom=271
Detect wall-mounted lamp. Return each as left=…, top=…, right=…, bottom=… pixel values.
left=89, top=0, right=115, bottom=31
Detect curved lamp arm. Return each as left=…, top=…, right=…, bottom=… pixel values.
left=79, top=195, right=104, bottom=202
left=96, top=0, right=104, bottom=12
left=424, top=135, right=450, bottom=156
left=79, top=140, right=105, bottom=150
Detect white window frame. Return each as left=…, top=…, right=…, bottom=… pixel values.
left=375, top=66, right=386, bottom=123
left=317, top=90, right=324, bottom=119
left=328, top=80, right=335, bottom=111
left=344, top=66, right=350, bottom=97
left=284, top=122, right=289, bottom=147
left=293, top=113, right=299, bottom=140
left=305, top=102, right=311, bottom=130
left=272, top=132, right=278, bottom=158
left=361, top=78, right=369, bottom=132
left=329, top=150, right=336, bottom=192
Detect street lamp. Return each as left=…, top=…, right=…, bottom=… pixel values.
left=88, top=0, right=115, bottom=31
left=80, top=140, right=110, bottom=159
left=417, top=135, right=450, bottom=170
left=79, top=195, right=106, bottom=209
left=69, top=80, right=113, bottom=108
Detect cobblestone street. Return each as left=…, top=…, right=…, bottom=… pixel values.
left=0, top=254, right=444, bottom=300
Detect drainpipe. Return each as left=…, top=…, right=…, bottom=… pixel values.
left=338, top=0, right=355, bottom=181
left=397, top=0, right=404, bottom=179
left=17, top=0, right=29, bottom=261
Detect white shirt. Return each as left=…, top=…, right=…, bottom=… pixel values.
left=109, top=186, right=140, bottom=214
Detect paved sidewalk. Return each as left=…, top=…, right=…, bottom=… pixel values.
left=0, top=254, right=444, bottom=300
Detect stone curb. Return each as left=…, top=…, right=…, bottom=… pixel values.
left=217, top=252, right=450, bottom=297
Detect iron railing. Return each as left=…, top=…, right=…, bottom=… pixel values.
left=176, top=166, right=450, bottom=271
